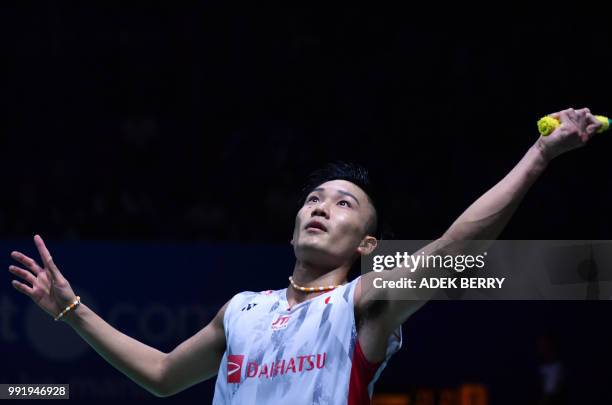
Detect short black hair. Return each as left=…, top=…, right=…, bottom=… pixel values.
left=300, top=161, right=393, bottom=240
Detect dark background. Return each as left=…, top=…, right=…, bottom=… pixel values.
left=1, top=2, right=611, bottom=404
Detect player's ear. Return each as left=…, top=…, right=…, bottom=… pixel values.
left=357, top=235, right=377, bottom=255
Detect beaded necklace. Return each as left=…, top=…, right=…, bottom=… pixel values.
left=288, top=276, right=343, bottom=293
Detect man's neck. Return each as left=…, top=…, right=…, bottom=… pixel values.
left=286, top=261, right=350, bottom=307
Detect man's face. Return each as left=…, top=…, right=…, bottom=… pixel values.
left=292, top=179, right=376, bottom=267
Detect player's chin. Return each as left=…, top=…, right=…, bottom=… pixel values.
left=296, top=235, right=332, bottom=253
left=298, top=235, right=324, bottom=248
left=297, top=243, right=337, bottom=264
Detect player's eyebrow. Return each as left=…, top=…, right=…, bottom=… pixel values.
left=312, top=187, right=361, bottom=206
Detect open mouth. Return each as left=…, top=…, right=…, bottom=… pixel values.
left=305, top=220, right=328, bottom=232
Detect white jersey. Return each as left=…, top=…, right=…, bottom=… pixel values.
left=212, top=276, right=402, bottom=405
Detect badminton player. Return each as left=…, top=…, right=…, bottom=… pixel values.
left=8, top=108, right=602, bottom=404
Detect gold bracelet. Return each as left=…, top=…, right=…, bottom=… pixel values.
left=54, top=296, right=81, bottom=321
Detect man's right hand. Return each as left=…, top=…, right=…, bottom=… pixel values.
left=8, top=234, right=228, bottom=397
left=8, top=234, right=78, bottom=320
left=535, top=107, right=602, bottom=161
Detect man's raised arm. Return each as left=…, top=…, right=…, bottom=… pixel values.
left=357, top=108, right=603, bottom=331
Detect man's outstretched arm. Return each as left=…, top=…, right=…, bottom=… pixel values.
left=8, top=235, right=228, bottom=398
left=356, top=108, right=603, bottom=352
left=441, top=108, right=602, bottom=241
